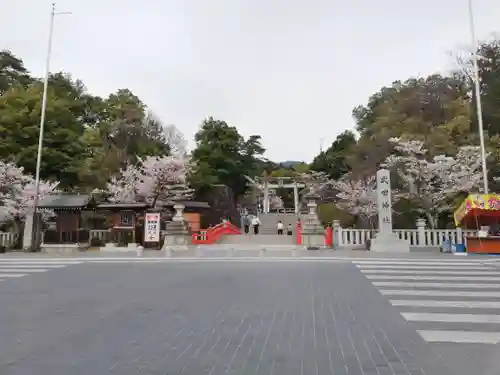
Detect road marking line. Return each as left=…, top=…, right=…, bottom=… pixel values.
left=0, top=273, right=26, bottom=277
left=417, top=330, right=500, bottom=344
left=0, top=261, right=81, bottom=265
left=390, top=300, right=500, bottom=308
left=365, top=275, right=500, bottom=281
left=361, top=270, right=500, bottom=275
left=0, top=269, right=48, bottom=273
left=353, top=261, right=484, bottom=266
left=380, top=290, right=500, bottom=297
left=373, top=281, right=500, bottom=289
left=0, top=264, right=66, bottom=268
left=402, top=312, right=500, bottom=323
left=357, top=265, right=490, bottom=270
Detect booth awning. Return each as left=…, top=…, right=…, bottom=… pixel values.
left=453, top=194, right=500, bottom=227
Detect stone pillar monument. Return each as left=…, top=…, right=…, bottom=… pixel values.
left=162, top=200, right=191, bottom=256
left=293, top=182, right=299, bottom=214
left=370, top=169, right=410, bottom=252
left=263, top=179, right=269, bottom=214
left=300, top=192, right=326, bottom=249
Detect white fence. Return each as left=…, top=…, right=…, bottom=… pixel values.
left=0, top=225, right=480, bottom=249
left=337, top=227, right=477, bottom=247
left=0, top=232, right=14, bottom=247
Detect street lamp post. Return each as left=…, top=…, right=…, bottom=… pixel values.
left=32, top=3, right=71, bottom=210
left=25, top=3, right=70, bottom=251
left=468, top=0, right=489, bottom=194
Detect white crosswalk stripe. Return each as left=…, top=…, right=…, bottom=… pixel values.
left=0, top=259, right=82, bottom=282
left=354, top=258, right=500, bottom=344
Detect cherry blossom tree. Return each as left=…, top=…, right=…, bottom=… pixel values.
left=0, top=161, right=58, bottom=247
left=269, top=194, right=284, bottom=210
left=107, top=155, right=193, bottom=207
left=383, top=138, right=484, bottom=228
left=164, top=124, right=188, bottom=156
left=0, top=161, right=58, bottom=223
left=331, top=174, right=378, bottom=226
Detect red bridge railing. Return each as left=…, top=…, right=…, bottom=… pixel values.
left=191, top=221, right=241, bottom=244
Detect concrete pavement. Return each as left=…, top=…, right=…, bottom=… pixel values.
left=1, top=258, right=498, bottom=374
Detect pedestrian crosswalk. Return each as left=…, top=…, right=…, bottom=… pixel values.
left=354, top=258, right=500, bottom=344
left=0, top=259, right=82, bottom=282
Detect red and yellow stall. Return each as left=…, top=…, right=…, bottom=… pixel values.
left=454, top=194, right=500, bottom=254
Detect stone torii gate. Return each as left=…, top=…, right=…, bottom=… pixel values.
left=245, top=174, right=306, bottom=214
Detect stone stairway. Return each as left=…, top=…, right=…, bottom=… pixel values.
left=217, top=212, right=298, bottom=246
left=257, top=213, right=297, bottom=234
left=219, top=233, right=295, bottom=245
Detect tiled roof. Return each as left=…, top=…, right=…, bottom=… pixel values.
left=38, top=194, right=93, bottom=209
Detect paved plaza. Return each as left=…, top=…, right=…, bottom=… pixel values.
left=0, top=256, right=499, bottom=374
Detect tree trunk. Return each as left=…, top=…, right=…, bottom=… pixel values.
left=425, top=212, right=437, bottom=229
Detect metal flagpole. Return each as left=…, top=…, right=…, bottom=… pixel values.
left=468, top=0, right=489, bottom=194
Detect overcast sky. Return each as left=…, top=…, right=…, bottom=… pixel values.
left=1, top=0, right=500, bottom=162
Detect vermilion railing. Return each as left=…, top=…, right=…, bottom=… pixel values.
left=295, top=222, right=333, bottom=247
left=325, top=226, right=333, bottom=247
left=295, top=222, right=302, bottom=245
left=191, top=221, right=241, bottom=244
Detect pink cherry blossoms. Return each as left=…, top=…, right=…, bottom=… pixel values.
left=383, top=138, right=484, bottom=227
left=107, top=155, right=193, bottom=206
left=331, top=174, right=378, bottom=219
left=0, top=161, right=59, bottom=223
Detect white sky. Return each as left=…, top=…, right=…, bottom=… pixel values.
left=1, top=0, right=499, bottom=162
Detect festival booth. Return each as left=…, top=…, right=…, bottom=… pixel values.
left=454, top=194, right=500, bottom=254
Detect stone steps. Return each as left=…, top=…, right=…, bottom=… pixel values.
left=219, top=234, right=295, bottom=245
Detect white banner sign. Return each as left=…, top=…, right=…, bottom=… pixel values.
left=144, top=213, right=161, bottom=242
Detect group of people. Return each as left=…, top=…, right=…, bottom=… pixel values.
left=241, top=214, right=294, bottom=236
left=241, top=215, right=293, bottom=236
left=276, top=220, right=293, bottom=236
left=242, top=215, right=261, bottom=234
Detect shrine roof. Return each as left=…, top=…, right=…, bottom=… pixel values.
left=97, top=202, right=148, bottom=209
left=38, top=193, right=95, bottom=210
left=159, top=200, right=210, bottom=208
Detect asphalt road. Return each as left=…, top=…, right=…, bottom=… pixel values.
left=0, top=260, right=498, bottom=375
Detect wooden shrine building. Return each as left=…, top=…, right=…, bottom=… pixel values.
left=38, top=193, right=209, bottom=245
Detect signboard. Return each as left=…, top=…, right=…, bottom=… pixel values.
left=376, top=169, right=392, bottom=233
left=144, top=213, right=161, bottom=242
left=454, top=194, right=500, bottom=225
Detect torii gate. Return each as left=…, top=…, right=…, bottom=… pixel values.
left=245, top=174, right=306, bottom=214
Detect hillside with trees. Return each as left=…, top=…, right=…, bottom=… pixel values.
left=2, top=38, right=500, bottom=230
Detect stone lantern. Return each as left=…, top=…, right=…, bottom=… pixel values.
left=162, top=196, right=191, bottom=256
left=301, top=192, right=325, bottom=250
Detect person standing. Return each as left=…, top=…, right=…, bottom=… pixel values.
left=242, top=214, right=250, bottom=235
left=277, top=220, right=284, bottom=235
left=252, top=215, right=261, bottom=235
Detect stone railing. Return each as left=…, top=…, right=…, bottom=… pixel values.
left=89, top=229, right=112, bottom=243
left=0, top=232, right=14, bottom=247
left=334, top=219, right=477, bottom=248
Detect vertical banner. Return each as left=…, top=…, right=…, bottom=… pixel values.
left=144, top=213, right=161, bottom=242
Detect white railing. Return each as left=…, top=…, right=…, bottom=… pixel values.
left=0, top=232, right=14, bottom=247
left=89, top=229, right=112, bottom=243
left=337, top=227, right=478, bottom=247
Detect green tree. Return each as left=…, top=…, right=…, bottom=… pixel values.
left=0, top=84, right=87, bottom=187
left=77, top=90, right=170, bottom=188
left=98, top=90, right=169, bottom=164
left=190, top=117, right=265, bottom=199
left=352, top=75, right=469, bottom=149
left=0, top=50, right=32, bottom=94
left=310, top=130, right=356, bottom=179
